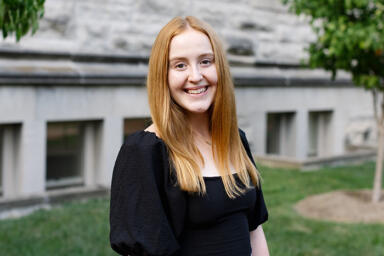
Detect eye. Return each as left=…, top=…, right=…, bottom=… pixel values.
left=200, top=58, right=213, bottom=66
left=175, top=63, right=187, bottom=70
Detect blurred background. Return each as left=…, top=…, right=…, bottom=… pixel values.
left=0, top=0, right=382, bottom=255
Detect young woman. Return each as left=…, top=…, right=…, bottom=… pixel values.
left=110, top=16, right=269, bottom=256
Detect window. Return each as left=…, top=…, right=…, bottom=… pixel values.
left=46, top=121, right=102, bottom=190
left=46, top=122, right=84, bottom=189
left=123, top=117, right=151, bottom=141
left=308, top=111, right=333, bottom=157
left=0, top=124, right=20, bottom=197
left=266, top=112, right=296, bottom=157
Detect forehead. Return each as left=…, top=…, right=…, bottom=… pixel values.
left=169, top=28, right=213, bottom=59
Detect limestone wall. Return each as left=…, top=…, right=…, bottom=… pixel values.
left=0, top=0, right=314, bottom=64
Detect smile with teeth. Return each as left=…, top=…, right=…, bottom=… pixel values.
left=185, top=86, right=208, bottom=94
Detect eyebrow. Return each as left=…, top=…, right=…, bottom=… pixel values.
left=169, top=53, right=214, bottom=62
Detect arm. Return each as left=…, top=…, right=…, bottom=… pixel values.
left=109, top=134, right=181, bottom=256
left=239, top=129, right=269, bottom=255
left=250, top=225, right=269, bottom=256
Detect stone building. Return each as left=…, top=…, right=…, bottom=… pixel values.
left=0, top=0, right=375, bottom=202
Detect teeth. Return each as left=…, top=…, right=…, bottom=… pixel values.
left=187, top=87, right=207, bottom=94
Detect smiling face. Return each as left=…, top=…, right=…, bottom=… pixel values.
left=168, top=28, right=218, bottom=116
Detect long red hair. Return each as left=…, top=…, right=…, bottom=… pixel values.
left=147, top=16, right=259, bottom=198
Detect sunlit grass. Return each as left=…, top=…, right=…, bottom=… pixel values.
left=261, top=161, right=383, bottom=256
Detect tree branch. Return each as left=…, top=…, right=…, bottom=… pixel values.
left=373, top=89, right=379, bottom=124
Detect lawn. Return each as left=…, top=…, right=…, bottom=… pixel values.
left=262, top=161, right=383, bottom=256
left=0, top=161, right=382, bottom=256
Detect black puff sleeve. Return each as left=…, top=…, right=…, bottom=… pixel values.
left=109, top=131, right=185, bottom=256
left=239, top=129, right=269, bottom=231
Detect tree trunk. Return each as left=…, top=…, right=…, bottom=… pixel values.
left=372, top=95, right=384, bottom=203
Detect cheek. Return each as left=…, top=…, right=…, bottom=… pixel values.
left=206, top=66, right=218, bottom=86
left=168, top=71, right=185, bottom=100
left=168, top=70, right=186, bottom=90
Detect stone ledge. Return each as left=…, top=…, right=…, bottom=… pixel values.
left=0, top=73, right=146, bottom=86
left=0, top=186, right=109, bottom=212
left=0, top=73, right=353, bottom=87
left=0, top=48, right=304, bottom=67
left=0, top=48, right=149, bottom=64
left=255, top=150, right=376, bottom=171
left=0, top=57, right=353, bottom=87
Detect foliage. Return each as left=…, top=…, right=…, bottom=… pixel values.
left=0, top=162, right=383, bottom=255
left=282, top=0, right=384, bottom=90
left=0, top=0, right=45, bottom=41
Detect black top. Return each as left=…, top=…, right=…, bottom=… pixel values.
left=110, top=129, right=268, bottom=256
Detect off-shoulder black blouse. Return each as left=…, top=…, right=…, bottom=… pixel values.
left=109, top=129, right=268, bottom=256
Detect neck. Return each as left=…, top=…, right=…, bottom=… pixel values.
left=187, top=112, right=210, bottom=138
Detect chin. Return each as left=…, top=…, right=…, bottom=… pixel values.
left=185, top=107, right=211, bottom=115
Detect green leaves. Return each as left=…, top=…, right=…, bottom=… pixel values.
left=0, top=0, right=45, bottom=41
left=282, top=0, right=384, bottom=91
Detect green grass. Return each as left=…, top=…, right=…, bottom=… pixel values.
left=0, top=198, right=114, bottom=256
left=261, top=162, right=383, bottom=256
left=0, top=162, right=382, bottom=255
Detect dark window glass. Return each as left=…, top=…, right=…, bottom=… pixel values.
left=266, top=113, right=280, bottom=154
left=266, top=112, right=295, bottom=156
left=308, top=111, right=332, bottom=157
left=46, top=122, right=83, bottom=189
left=308, top=112, right=319, bottom=157
left=123, top=118, right=151, bottom=142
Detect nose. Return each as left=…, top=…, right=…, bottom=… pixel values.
left=188, top=65, right=203, bottom=83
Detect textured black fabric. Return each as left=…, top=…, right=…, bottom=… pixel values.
left=180, top=175, right=259, bottom=256
left=239, top=130, right=269, bottom=231
left=109, top=129, right=268, bottom=256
